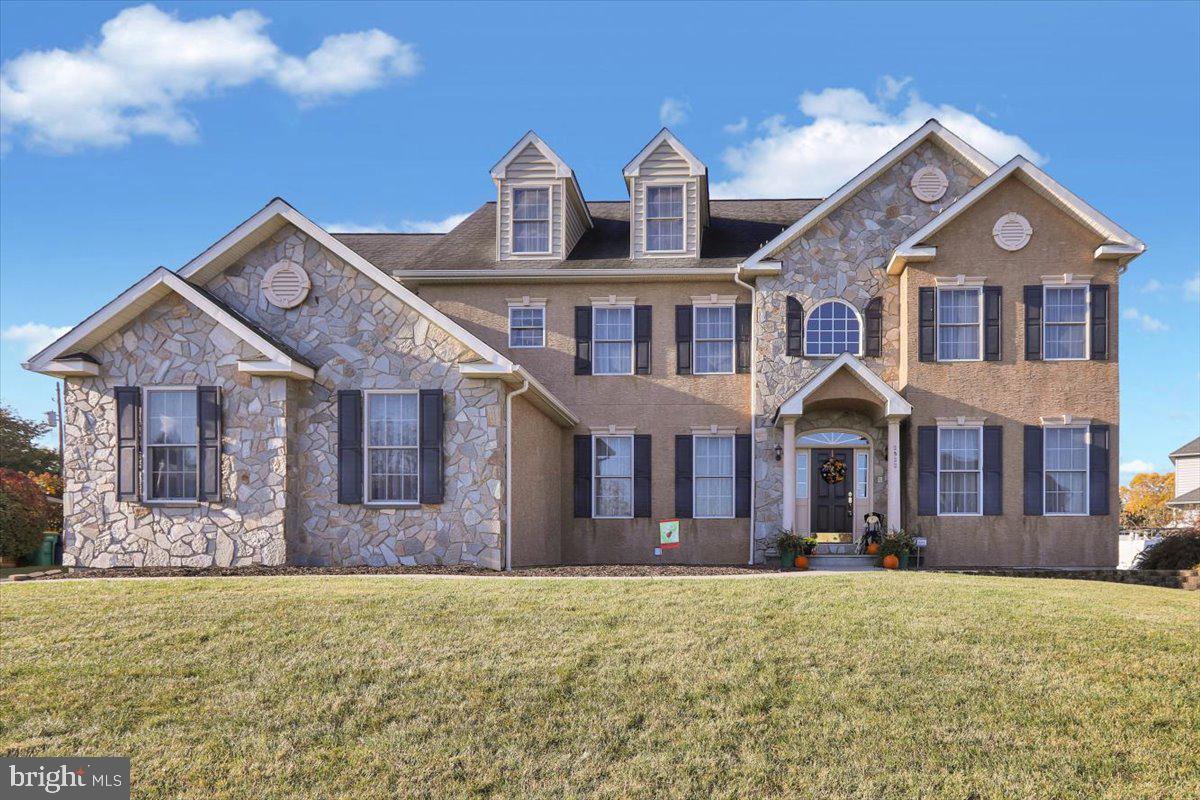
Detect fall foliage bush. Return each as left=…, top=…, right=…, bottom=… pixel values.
left=0, top=468, right=54, bottom=561
left=1134, top=528, right=1200, bottom=571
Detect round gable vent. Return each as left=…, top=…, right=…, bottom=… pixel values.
left=262, top=261, right=311, bottom=308
left=993, top=213, right=1033, bottom=251
left=910, top=166, right=948, bottom=202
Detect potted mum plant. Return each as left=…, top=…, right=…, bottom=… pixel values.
left=795, top=535, right=818, bottom=570
left=775, top=529, right=804, bottom=571
left=878, top=530, right=917, bottom=569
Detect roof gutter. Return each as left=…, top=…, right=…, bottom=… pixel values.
left=504, top=378, right=531, bottom=571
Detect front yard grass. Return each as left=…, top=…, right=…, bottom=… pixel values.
left=2, top=572, right=1197, bottom=799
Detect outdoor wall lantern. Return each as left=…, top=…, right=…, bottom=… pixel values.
left=774, top=444, right=783, bottom=461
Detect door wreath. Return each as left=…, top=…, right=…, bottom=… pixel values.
left=819, top=456, right=847, bottom=484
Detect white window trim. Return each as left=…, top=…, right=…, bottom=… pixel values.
left=643, top=182, right=688, bottom=255
left=935, top=286, right=984, bottom=362
left=803, top=299, right=864, bottom=358
left=142, top=386, right=201, bottom=505
left=936, top=425, right=984, bottom=517
left=693, top=434, right=736, bottom=519
left=592, top=433, right=634, bottom=520
left=1042, top=283, right=1091, bottom=362
left=507, top=298, right=547, bottom=349
left=509, top=184, right=554, bottom=257
left=363, top=389, right=420, bottom=507
left=796, top=451, right=810, bottom=501
left=591, top=303, right=634, bottom=376
left=1043, top=423, right=1090, bottom=517
left=693, top=303, right=735, bottom=375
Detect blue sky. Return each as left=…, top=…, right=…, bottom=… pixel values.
left=1, top=1, right=1197, bottom=477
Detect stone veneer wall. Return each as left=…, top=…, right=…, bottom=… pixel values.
left=205, top=226, right=505, bottom=568
left=751, top=141, right=983, bottom=560
left=62, top=295, right=289, bottom=567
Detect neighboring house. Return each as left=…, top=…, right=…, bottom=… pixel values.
left=1167, top=435, right=1200, bottom=526
left=25, top=120, right=1146, bottom=570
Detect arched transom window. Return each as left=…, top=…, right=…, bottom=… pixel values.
left=804, top=300, right=861, bottom=357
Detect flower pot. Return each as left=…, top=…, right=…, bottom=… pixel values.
left=899, top=552, right=910, bottom=570
left=866, top=543, right=880, bottom=556
left=779, top=547, right=795, bottom=571
left=882, top=554, right=900, bottom=570
left=793, top=555, right=809, bottom=571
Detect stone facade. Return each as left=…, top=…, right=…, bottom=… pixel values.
left=63, top=295, right=289, bottom=568
left=751, top=141, right=983, bottom=559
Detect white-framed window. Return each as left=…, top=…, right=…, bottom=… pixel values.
left=1044, top=286, right=1089, bottom=360
left=593, top=305, right=634, bottom=375
left=694, top=435, right=735, bottom=518
left=694, top=305, right=735, bottom=374
left=804, top=300, right=862, bottom=357
left=796, top=451, right=809, bottom=500
left=512, top=187, right=551, bottom=255
left=937, top=426, right=982, bottom=516
left=144, top=387, right=198, bottom=501
left=1044, top=426, right=1089, bottom=515
left=593, top=434, right=633, bottom=518
left=508, top=305, right=545, bottom=348
left=855, top=452, right=869, bottom=502
left=365, top=391, right=419, bottom=504
left=937, top=287, right=983, bottom=361
left=645, top=185, right=684, bottom=252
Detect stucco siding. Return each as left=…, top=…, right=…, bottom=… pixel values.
left=510, top=393, right=563, bottom=567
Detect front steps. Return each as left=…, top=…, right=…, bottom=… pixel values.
left=807, top=554, right=880, bottom=571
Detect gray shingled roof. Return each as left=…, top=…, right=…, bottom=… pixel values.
left=1167, top=486, right=1200, bottom=506
left=332, top=198, right=823, bottom=272
left=1169, top=435, right=1200, bottom=459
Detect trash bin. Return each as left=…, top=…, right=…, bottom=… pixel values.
left=33, top=533, right=59, bottom=567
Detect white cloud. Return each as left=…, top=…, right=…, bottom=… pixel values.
left=712, top=82, right=1044, bottom=198
left=1, top=322, right=71, bottom=356
left=1122, top=307, right=1169, bottom=332
left=1119, top=459, right=1155, bottom=475
left=1139, top=279, right=1163, bottom=293
left=1186, top=273, right=1200, bottom=300
left=723, top=117, right=748, bottom=135
left=324, top=212, right=469, bottom=234
left=659, top=97, right=690, bottom=126
left=876, top=75, right=912, bottom=102
left=0, top=4, right=420, bottom=152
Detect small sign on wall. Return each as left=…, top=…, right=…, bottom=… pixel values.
left=659, top=519, right=680, bottom=550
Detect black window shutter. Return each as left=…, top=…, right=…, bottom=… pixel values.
left=785, top=296, right=804, bottom=356
left=864, top=297, right=883, bottom=357
left=1089, top=424, right=1110, bottom=515
left=918, top=288, right=936, bottom=363
left=115, top=386, right=141, bottom=502
left=982, top=425, right=1002, bottom=515
left=735, top=434, right=752, bottom=518
left=735, top=303, right=752, bottom=373
left=197, top=386, right=222, bottom=502
left=336, top=390, right=363, bottom=504
left=633, top=434, right=651, bottom=518
left=1090, top=284, right=1109, bottom=361
left=573, top=435, right=591, bottom=517
left=674, top=434, right=693, bottom=518
left=1023, top=425, right=1044, bottom=516
left=574, top=306, right=592, bottom=375
left=634, top=305, right=652, bottom=375
left=983, top=286, right=1002, bottom=362
left=675, top=305, right=693, bottom=375
left=1024, top=286, right=1043, bottom=361
left=418, top=389, right=444, bottom=504
left=917, top=426, right=938, bottom=515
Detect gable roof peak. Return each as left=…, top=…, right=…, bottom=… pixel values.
left=623, top=127, right=707, bottom=181
left=490, top=130, right=574, bottom=180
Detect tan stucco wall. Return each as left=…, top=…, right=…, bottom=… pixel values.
left=421, top=279, right=752, bottom=564
left=901, top=176, right=1121, bottom=567
left=509, top=392, right=563, bottom=567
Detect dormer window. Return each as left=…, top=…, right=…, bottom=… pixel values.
left=646, top=185, right=685, bottom=252
left=512, top=188, right=550, bottom=254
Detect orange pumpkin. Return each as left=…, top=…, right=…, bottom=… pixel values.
left=866, top=543, right=880, bottom=556
left=793, top=555, right=809, bottom=571
left=882, top=554, right=899, bottom=570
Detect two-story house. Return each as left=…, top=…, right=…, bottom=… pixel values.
left=1167, top=436, right=1200, bottom=526
left=25, top=120, right=1145, bottom=569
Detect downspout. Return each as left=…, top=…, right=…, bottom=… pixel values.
left=733, top=267, right=758, bottom=565
left=504, top=377, right=531, bottom=571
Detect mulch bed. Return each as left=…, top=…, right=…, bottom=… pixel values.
left=25, top=564, right=774, bottom=581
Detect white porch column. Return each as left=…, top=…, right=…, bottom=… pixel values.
left=886, top=416, right=902, bottom=533
left=782, top=418, right=796, bottom=532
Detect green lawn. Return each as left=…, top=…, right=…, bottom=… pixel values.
left=2, top=573, right=1197, bottom=800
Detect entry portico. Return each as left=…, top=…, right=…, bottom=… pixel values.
left=776, top=354, right=912, bottom=537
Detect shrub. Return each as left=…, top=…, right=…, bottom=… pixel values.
left=0, top=468, right=53, bottom=561
left=1134, top=529, right=1200, bottom=571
